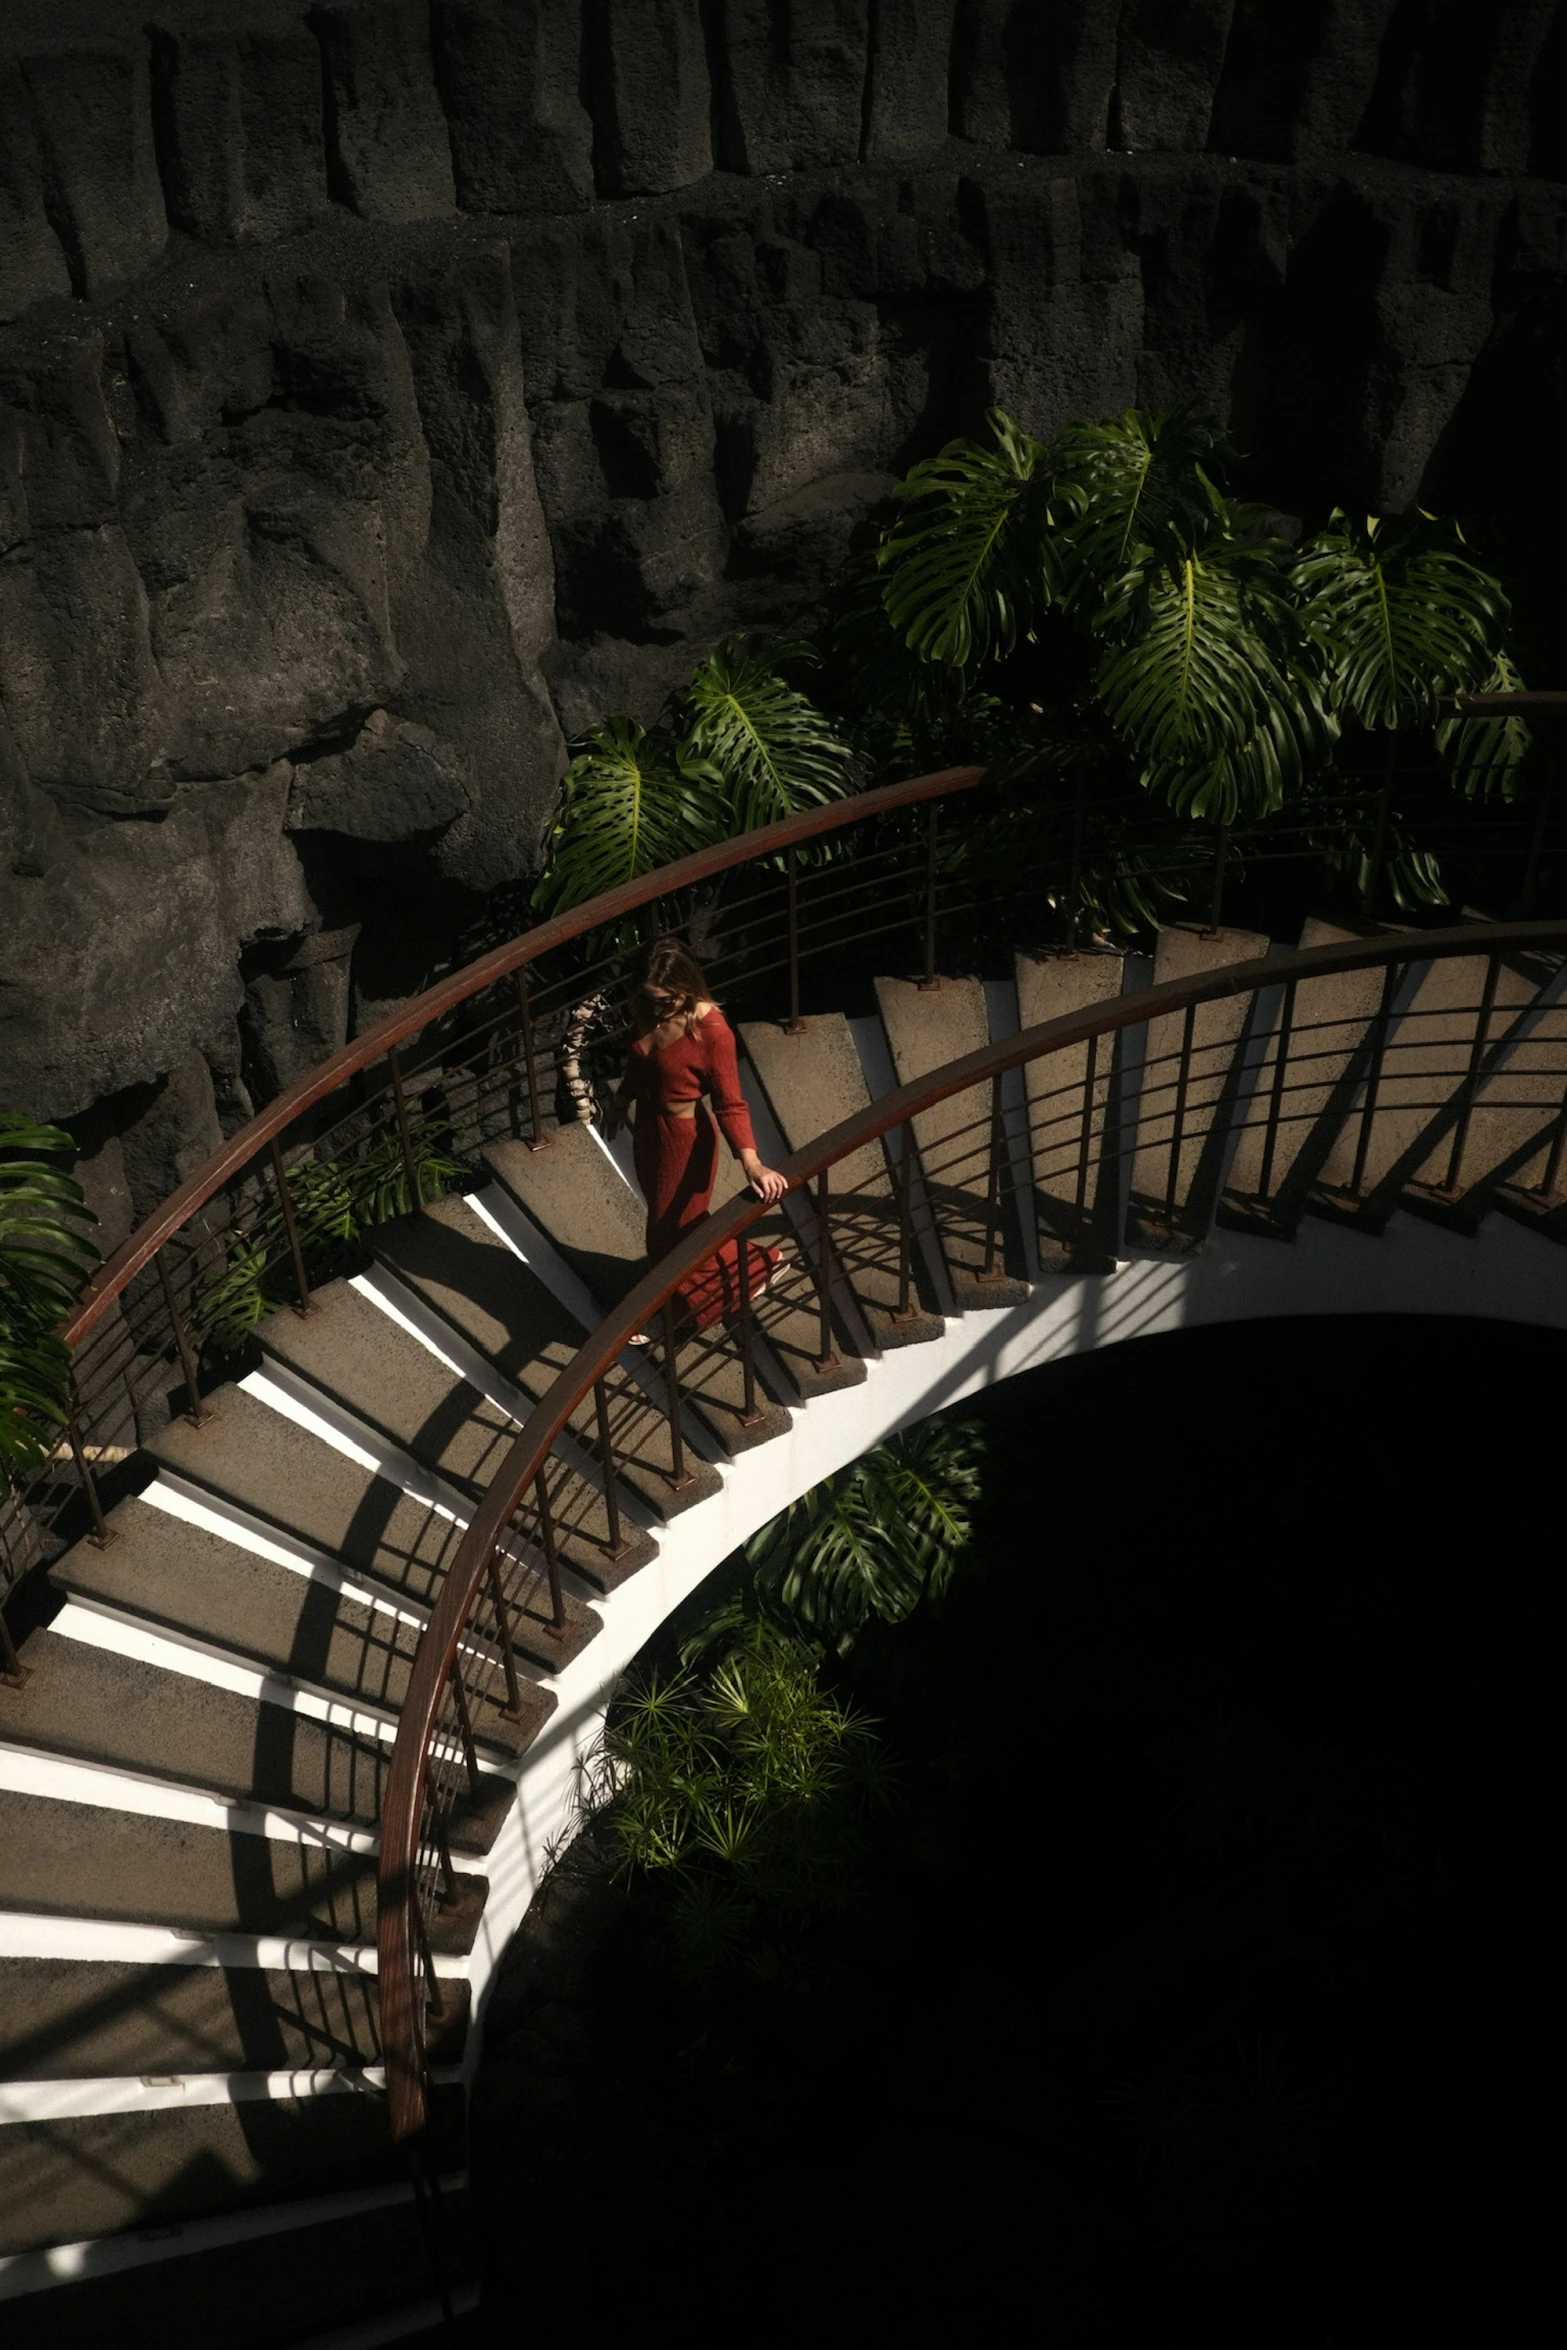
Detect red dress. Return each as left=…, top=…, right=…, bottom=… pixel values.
left=624, top=1008, right=780, bottom=1328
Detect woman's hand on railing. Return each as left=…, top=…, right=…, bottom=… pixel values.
left=740, top=1150, right=789, bottom=1205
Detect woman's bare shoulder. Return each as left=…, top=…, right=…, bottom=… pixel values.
left=694, top=1000, right=722, bottom=1024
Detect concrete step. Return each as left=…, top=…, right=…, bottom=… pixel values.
left=0, top=1791, right=482, bottom=1953
left=0, top=2186, right=480, bottom=2350
left=875, top=975, right=1029, bottom=1306
left=486, top=1109, right=859, bottom=1400
left=374, top=1198, right=723, bottom=1516
left=1015, top=951, right=1129, bottom=1270
left=1314, top=933, right=1567, bottom=1233
left=53, top=1497, right=430, bottom=1721
left=741, top=1013, right=944, bottom=1347
left=259, top=1279, right=654, bottom=1594
left=149, top=1386, right=596, bottom=1684
left=0, top=2078, right=464, bottom=2258
left=485, top=1136, right=792, bottom=1456
left=0, top=1956, right=467, bottom=2080
left=1127, top=923, right=1272, bottom=1253
left=1220, top=916, right=1391, bottom=1238
left=704, top=1115, right=871, bottom=1405
left=6, top=1630, right=509, bottom=1855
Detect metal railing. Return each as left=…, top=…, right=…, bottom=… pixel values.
left=4, top=713, right=1563, bottom=1678
left=375, top=915, right=1567, bottom=2138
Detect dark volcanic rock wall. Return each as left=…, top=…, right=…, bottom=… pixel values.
left=1, top=0, right=1564, bottom=1226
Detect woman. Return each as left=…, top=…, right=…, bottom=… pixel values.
left=605, top=940, right=788, bottom=1329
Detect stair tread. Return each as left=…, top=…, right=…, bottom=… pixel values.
left=1015, top=950, right=1128, bottom=1268
left=1222, top=916, right=1388, bottom=1233
left=1127, top=923, right=1272, bottom=1251
left=742, top=1014, right=943, bottom=1347
left=7, top=1629, right=510, bottom=1854
left=875, top=975, right=1029, bottom=1305
left=53, top=1496, right=430, bottom=1718
left=258, top=1279, right=656, bottom=1594
left=0, top=1955, right=467, bottom=2080
left=486, top=1141, right=792, bottom=1454
left=0, top=1791, right=482, bottom=1952
left=0, top=2081, right=465, bottom=2259
left=375, top=1199, right=723, bottom=1515
left=148, top=1387, right=597, bottom=1677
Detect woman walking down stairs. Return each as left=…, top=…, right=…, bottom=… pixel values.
left=3, top=776, right=1566, bottom=2341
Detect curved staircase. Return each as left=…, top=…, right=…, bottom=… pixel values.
left=4, top=867, right=1567, bottom=2337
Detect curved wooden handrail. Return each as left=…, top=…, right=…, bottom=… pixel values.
left=377, top=914, right=1567, bottom=2135
left=61, top=761, right=998, bottom=1349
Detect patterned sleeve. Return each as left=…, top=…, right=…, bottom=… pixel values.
left=702, top=1011, right=757, bottom=1155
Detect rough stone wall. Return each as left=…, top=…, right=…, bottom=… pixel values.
left=1, top=0, right=1563, bottom=1233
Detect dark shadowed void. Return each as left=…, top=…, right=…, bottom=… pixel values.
left=470, top=1311, right=1559, bottom=2348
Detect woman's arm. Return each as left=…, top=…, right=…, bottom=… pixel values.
left=704, top=1013, right=788, bottom=1203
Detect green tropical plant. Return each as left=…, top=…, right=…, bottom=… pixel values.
left=596, top=1620, right=887, bottom=1971
left=739, top=1414, right=985, bottom=1654
left=535, top=638, right=857, bottom=918
left=0, top=1115, right=100, bottom=1483
left=860, top=402, right=1519, bottom=854
left=195, top=1118, right=466, bottom=1348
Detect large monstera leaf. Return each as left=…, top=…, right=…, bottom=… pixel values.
left=1291, top=509, right=1508, bottom=732
left=532, top=718, right=728, bottom=915
left=1051, top=403, right=1232, bottom=605
left=1095, top=527, right=1335, bottom=823
left=743, top=1415, right=985, bottom=1652
left=878, top=409, right=1056, bottom=666
left=679, top=637, right=856, bottom=831
left=1434, top=649, right=1535, bottom=800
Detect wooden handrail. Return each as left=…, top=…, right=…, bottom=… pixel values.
left=60, top=762, right=993, bottom=1349
left=377, top=914, right=1567, bottom=2135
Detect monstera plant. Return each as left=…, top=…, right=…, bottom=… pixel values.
left=866, top=403, right=1523, bottom=828
left=534, top=635, right=858, bottom=916
left=0, top=1115, right=99, bottom=1484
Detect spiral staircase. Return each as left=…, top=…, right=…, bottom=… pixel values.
left=2, top=765, right=1565, bottom=2343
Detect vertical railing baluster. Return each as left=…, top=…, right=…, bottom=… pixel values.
left=434, top=1817, right=461, bottom=1908
left=389, top=1047, right=421, bottom=1210
left=1074, top=1034, right=1098, bottom=1219
left=1066, top=768, right=1086, bottom=953
left=516, top=965, right=547, bottom=1147
left=1256, top=980, right=1296, bottom=1206
left=1442, top=954, right=1500, bottom=1196
left=980, top=1075, right=1004, bottom=1281
left=532, top=1470, right=566, bottom=1626
left=1205, top=823, right=1229, bottom=938
left=1164, top=1002, right=1198, bottom=1223
left=815, top=1169, right=836, bottom=1365
left=156, top=1250, right=208, bottom=1427
left=919, top=803, right=939, bottom=990
left=0, top=1603, right=25, bottom=1687
left=1520, top=758, right=1555, bottom=915
left=67, top=1409, right=113, bottom=1547
left=269, top=1137, right=313, bottom=1314
left=895, top=1127, right=915, bottom=1320
left=592, top=1378, right=631, bottom=1560
left=1350, top=963, right=1401, bottom=1198
left=1538, top=1080, right=1567, bottom=1201
left=735, top=1232, right=763, bottom=1427
left=658, top=1305, right=693, bottom=1489
left=412, top=1895, right=445, bottom=2019
left=447, top=1665, right=482, bottom=1797
left=785, top=849, right=804, bottom=1033
left=485, top=1553, right=525, bottom=1719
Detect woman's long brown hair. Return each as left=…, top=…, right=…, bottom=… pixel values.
left=630, top=937, right=714, bottom=1039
